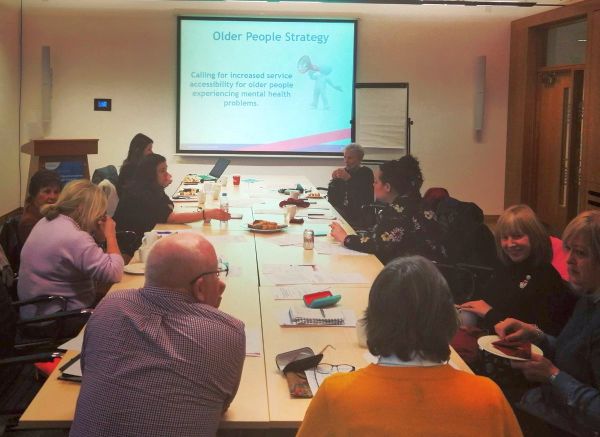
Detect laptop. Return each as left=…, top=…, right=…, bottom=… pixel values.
left=200, top=158, right=231, bottom=181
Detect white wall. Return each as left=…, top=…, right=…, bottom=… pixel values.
left=19, top=1, right=553, bottom=213
left=0, top=0, right=22, bottom=216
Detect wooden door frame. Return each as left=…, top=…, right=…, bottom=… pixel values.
left=505, top=0, right=600, bottom=211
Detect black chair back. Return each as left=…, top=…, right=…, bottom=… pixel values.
left=0, top=215, right=22, bottom=274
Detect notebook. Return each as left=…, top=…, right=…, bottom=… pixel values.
left=199, top=157, right=231, bottom=181
left=288, top=306, right=345, bottom=326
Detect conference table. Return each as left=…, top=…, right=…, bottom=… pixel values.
left=19, top=175, right=471, bottom=430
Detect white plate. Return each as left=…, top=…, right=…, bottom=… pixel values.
left=477, top=335, right=543, bottom=361
left=124, top=263, right=145, bottom=275
left=246, top=224, right=288, bottom=233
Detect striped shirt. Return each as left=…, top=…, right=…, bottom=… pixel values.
left=70, top=286, right=245, bottom=437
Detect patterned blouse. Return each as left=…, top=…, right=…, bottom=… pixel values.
left=343, top=194, right=447, bottom=264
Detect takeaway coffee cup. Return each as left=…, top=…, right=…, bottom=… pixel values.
left=286, top=205, right=297, bottom=222
left=356, top=318, right=368, bottom=348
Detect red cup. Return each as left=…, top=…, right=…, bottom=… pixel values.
left=233, top=175, right=241, bottom=185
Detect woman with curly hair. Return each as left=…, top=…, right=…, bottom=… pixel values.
left=330, top=155, right=445, bottom=264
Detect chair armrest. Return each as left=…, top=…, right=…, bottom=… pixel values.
left=0, top=351, right=62, bottom=367
left=12, top=295, right=68, bottom=311
left=16, top=308, right=93, bottom=326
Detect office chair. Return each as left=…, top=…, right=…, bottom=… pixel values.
left=0, top=282, right=85, bottom=434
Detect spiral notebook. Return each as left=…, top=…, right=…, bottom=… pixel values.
left=288, top=306, right=345, bottom=326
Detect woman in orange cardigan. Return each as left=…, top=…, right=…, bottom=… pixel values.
left=297, top=256, right=522, bottom=437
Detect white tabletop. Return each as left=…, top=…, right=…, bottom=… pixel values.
left=19, top=174, right=471, bottom=429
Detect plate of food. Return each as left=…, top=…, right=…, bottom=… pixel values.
left=477, top=335, right=543, bottom=361
left=124, top=262, right=145, bottom=275
left=182, top=174, right=201, bottom=185
left=247, top=220, right=288, bottom=233
left=172, top=187, right=200, bottom=200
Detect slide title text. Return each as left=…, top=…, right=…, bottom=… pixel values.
left=213, top=31, right=330, bottom=44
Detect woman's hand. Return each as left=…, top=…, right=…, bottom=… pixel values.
left=205, top=208, right=231, bottom=221
left=495, top=318, right=539, bottom=342
left=95, top=215, right=116, bottom=243
left=511, top=353, right=559, bottom=383
left=458, top=300, right=492, bottom=317
left=330, top=221, right=348, bottom=242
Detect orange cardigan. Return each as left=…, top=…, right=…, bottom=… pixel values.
left=297, top=364, right=522, bottom=437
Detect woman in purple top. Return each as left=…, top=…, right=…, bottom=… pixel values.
left=18, top=180, right=124, bottom=337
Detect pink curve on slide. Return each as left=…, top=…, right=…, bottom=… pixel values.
left=240, top=128, right=351, bottom=152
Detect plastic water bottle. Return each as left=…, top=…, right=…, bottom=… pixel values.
left=220, top=192, right=229, bottom=222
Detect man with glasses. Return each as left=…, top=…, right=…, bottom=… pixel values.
left=71, top=233, right=245, bottom=437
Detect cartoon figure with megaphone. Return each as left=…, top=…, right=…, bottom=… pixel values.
left=297, top=55, right=342, bottom=110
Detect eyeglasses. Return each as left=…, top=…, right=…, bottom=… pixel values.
left=313, top=363, right=355, bottom=387
left=315, top=363, right=355, bottom=374
left=189, top=258, right=229, bottom=284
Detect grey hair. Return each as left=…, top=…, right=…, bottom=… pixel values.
left=344, top=143, right=365, bottom=160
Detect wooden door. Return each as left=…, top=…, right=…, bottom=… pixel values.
left=533, top=68, right=583, bottom=235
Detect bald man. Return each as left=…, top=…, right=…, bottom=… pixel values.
left=70, top=234, right=245, bottom=437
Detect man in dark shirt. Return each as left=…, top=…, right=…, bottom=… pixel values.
left=328, top=143, right=374, bottom=229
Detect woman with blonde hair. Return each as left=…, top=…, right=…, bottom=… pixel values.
left=18, top=180, right=123, bottom=336
left=459, top=204, right=575, bottom=336
left=496, top=210, right=600, bottom=436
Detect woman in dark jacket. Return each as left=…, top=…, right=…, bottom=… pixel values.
left=330, top=155, right=446, bottom=264
left=459, top=204, right=576, bottom=336
left=18, top=169, right=61, bottom=244
left=116, top=133, right=153, bottom=196
left=113, top=154, right=230, bottom=252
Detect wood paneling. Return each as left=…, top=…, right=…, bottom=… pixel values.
left=581, top=10, right=600, bottom=188
left=506, top=0, right=600, bottom=219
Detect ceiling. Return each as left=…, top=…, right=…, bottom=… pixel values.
left=30, top=0, right=577, bottom=7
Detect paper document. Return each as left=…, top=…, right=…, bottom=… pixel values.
left=253, top=209, right=287, bottom=215
left=314, top=241, right=369, bottom=256
left=262, top=265, right=368, bottom=285
left=269, top=234, right=304, bottom=247
left=205, top=235, right=248, bottom=244
left=305, top=367, right=346, bottom=395
left=245, top=327, right=262, bottom=357
left=272, top=285, right=332, bottom=300
left=229, top=199, right=264, bottom=208
left=262, top=264, right=315, bottom=275
left=59, top=330, right=85, bottom=351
